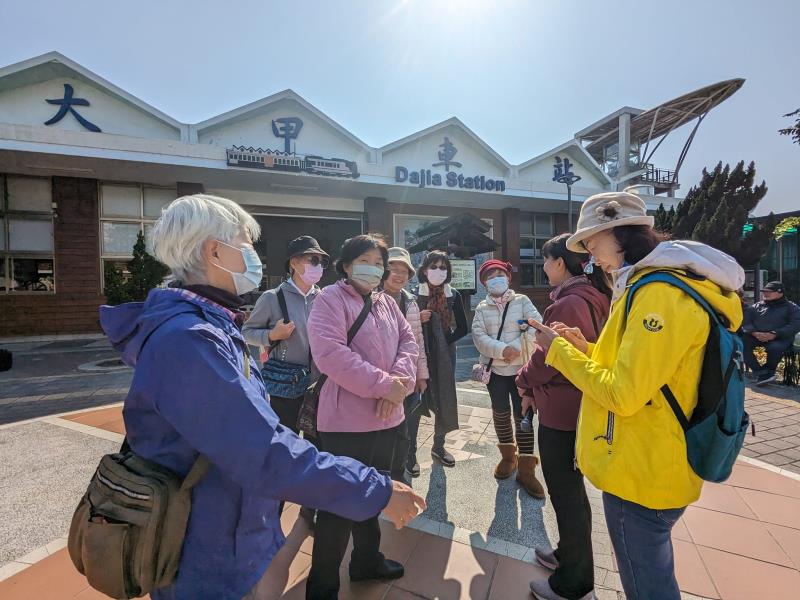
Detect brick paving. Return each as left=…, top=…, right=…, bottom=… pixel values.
left=740, top=383, right=800, bottom=475
left=1, top=336, right=799, bottom=598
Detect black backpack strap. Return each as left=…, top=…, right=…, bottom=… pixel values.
left=347, top=294, right=373, bottom=344
left=486, top=301, right=512, bottom=371
left=276, top=288, right=290, bottom=323
left=315, top=293, right=373, bottom=391
left=399, top=291, right=408, bottom=318
left=661, top=384, right=690, bottom=432
left=580, top=297, right=599, bottom=337
left=269, top=288, right=291, bottom=352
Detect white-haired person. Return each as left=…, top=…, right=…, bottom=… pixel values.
left=99, top=194, right=425, bottom=600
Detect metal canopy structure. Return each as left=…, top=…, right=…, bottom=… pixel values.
left=584, top=78, right=744, bottom=158
left=579, top=78, right=745, bottom=194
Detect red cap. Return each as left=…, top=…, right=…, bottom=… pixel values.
left=479, top=259, right=513, bottom=282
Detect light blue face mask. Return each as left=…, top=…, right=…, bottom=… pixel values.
left=214, top=241, right=263, bottom=295
left=352, top=264, right=385, bottom=289
left=487, top=275, right=509, bottom=296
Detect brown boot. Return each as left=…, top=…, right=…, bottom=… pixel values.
left=516, top=454, right=546, bottom=499
left=494, top=443, right=518, bottom=479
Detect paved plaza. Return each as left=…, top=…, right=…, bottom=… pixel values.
left=2, top=336, right=800, bottom=599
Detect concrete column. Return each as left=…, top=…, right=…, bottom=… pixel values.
left=364, top=196, right=392, bottom=242
left=502, top=207, right=521, bottom=289
left=618, top=113, right=631, bottom=180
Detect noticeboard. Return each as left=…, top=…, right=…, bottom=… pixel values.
left=450, top=259, right=477, bottom=295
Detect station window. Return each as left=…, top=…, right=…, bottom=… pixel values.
left=0, top=175, right=56, bottom=293
left=99, top=183, right=175, bottom=289
left=519, top=213, right=554, bottom=288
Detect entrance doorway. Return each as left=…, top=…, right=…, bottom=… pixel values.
left=253, top=214, right=362, bottom=290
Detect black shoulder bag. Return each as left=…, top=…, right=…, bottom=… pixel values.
left=297, top=293, right=373, bottom=438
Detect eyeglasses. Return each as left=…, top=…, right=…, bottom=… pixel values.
left=389, top=267, right=410, bottom=277
left=303, top=255, right=330, bottom=268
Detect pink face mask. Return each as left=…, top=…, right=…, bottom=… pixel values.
left=299, top=264, right=323, bottom=285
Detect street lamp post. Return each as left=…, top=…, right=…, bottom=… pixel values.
left=556, top=173, right=582, bottom=232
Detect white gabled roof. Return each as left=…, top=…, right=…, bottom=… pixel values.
left=192, top=89, right=372, bottom=153
left=0, top=51, right=184, bottom=133
left=380, top=117, right=511, bottom=171
left=517, top=139, right=612, bottom=184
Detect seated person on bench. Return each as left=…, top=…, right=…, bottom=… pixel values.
left=742, top=281, right=800, bottom=385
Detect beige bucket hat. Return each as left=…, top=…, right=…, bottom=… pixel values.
left=566, top=191, right=655, bottom=252
left=388, top=246, right=416, bottom=277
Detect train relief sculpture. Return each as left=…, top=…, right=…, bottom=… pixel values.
left=225, top=116, right=360, bottom=179
left=226, top=146, right=360, bottom=179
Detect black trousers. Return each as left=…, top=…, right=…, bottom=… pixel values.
left=486, top=373, right=523, bottom=417
left=742, top=334, right=793, bottom=374
left=538, top=424, right=594, bottom=599
left=306, top=426, right=400, bottom=600
left=270, top=395, right=303, bottom=434
left=391, top=394, right=422, bottom=480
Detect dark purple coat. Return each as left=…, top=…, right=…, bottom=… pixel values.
left=515, top=276, right=610, bottom=431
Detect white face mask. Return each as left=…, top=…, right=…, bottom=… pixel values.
left=426, top=268, right=448, bottom=286
left=213, top=241, right=263, bottom=295
left=487, top=276, right=509, bottom=296
left=351, top=264, right=384, bottom=289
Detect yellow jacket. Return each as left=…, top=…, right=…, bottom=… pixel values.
left=546, top=261, right=743, bottom=509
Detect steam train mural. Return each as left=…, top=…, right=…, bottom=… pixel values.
left=226, top=146, right=360, bottom=179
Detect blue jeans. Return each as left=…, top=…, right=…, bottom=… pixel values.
left=602, top=493, right=686, bottom=600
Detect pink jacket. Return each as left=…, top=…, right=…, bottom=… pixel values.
left=400, top=291, right=430, bottom=381
left=308, top=280, right=418, bottom=433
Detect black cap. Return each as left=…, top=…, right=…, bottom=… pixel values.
left=285, top=236, right=329, bottom=272
left=763, top=281, right=784, bottom=293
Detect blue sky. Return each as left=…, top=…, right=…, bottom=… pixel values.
left=1, top=0, right=797, bottom=214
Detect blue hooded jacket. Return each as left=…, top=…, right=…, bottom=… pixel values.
left=100, top=288, right=393, bottom=600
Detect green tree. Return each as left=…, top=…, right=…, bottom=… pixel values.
left=779, top=109, right=800, bottom=145
left=127, top=231, right=169, bottom=301
left=671, top=161, right=771, bottom=268
left=103, top=261, right=132, bottom=305
left=654, top=203, right=668, bottom=232
left=103, top=231, right=169, bottom=305
left=653, top=203, right=676, bottom=234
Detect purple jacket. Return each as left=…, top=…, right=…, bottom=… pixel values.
left=100, top=288, right=392, bottom=600
left=516, top=276, right=610, bottom=431
left=308, top=280, right=418, bottom=433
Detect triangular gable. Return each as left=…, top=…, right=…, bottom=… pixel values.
left=0, top=52, right=184, bottom=140
left=380, top=118, right=511, bottom=178
left=193, top=90, right=372, bottom=162
left=516, top=140, right=611, bottom=187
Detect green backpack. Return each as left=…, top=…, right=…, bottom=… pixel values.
left=68, top=446, right=208, bottom=599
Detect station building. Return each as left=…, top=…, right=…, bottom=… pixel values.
left=0, top=52, right=699, bottom=335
